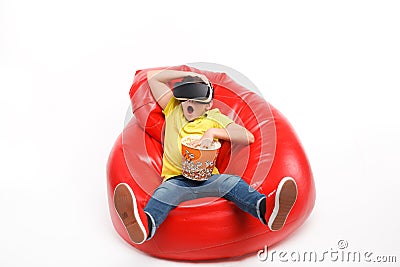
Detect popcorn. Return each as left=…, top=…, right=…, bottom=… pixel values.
left=181, top=135, right=221, bottom=181
left=181, top=135, right=218, bottom=149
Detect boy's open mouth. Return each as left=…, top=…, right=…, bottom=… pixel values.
left=187, top=105, right=194, bottom=114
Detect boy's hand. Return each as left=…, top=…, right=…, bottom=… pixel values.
left=189, top=72, right=209, bottom=84
left=189, top=130, right=214, bottom=149
left=189, top=137, right=213, bottom=149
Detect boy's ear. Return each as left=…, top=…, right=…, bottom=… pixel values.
left=205, top=100, right=213, bottom=110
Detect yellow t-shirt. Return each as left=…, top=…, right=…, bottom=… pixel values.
left=161, top=98, right=233, bottom=180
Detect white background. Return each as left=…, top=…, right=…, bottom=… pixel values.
left=1, top=1, right=399, bottom=266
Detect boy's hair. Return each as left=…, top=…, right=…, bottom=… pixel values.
left=181, top=75, right=204, bottom=84
left=173, top=76, right=214, bottom=102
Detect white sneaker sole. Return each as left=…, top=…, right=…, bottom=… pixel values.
left=268, top=177, right=298, bottom=231
left=114, top=183, right=147, bottom=244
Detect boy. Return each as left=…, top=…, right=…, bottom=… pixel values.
left=113, top=69, right=298, bottom=244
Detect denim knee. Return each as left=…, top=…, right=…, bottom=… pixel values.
left=216, top=174, right=241, bottom=195
left=151, top=179, right=191, bottom=207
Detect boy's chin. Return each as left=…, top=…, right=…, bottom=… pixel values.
left=184, top=114, right=198, bottom=122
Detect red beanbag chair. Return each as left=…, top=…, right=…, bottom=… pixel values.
left=107, top=65, right=315, bottom=260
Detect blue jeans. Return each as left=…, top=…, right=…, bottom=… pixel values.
left=144, top=174, right=266, bottom=238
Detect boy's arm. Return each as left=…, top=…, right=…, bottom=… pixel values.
left=147, top=69, right=208, bottom=110
left=194, top=123, right=255, bottom=147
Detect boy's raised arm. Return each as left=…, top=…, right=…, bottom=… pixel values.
left=147, top=70, right=174, bottom=110
left=147, top=70, right=209, bottom=110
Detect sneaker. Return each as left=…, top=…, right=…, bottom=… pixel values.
left=113, top=183, right=149, bottom=244
left=268, top=177, right=298, bottom=231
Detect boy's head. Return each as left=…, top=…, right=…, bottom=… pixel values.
left=173, top=76, right=214, bottom=122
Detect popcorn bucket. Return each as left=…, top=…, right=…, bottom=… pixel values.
left=181, top=135, right=221, bottom=181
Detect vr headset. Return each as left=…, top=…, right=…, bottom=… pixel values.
left=173, top=81, right=214, bottom=104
